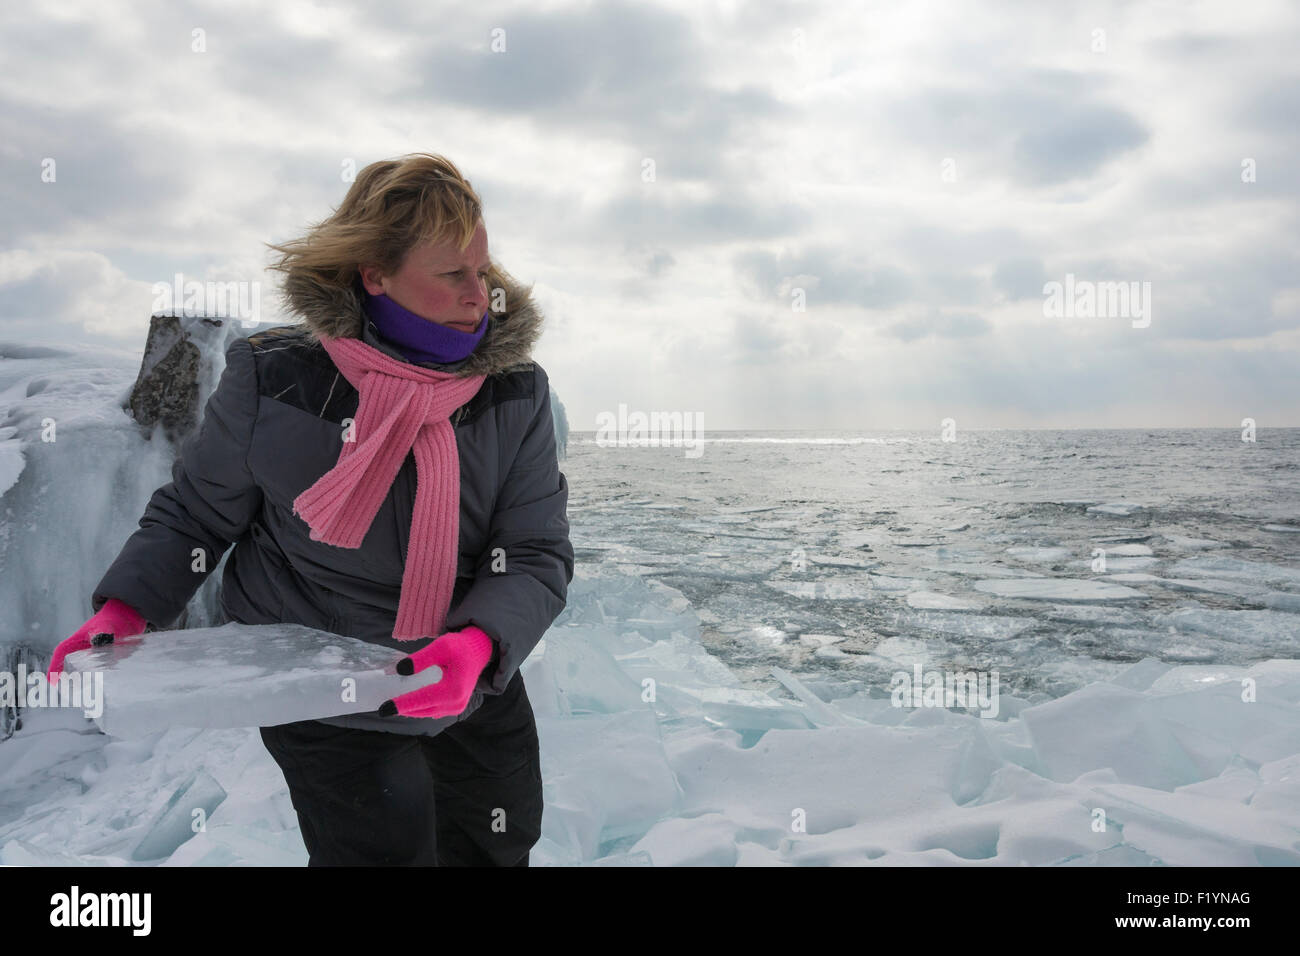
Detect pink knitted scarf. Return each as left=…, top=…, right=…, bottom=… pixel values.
left=292, top=334, right=486, bottom=641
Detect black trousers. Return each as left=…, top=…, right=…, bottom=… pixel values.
left=259, top=670, right=543, bottom=866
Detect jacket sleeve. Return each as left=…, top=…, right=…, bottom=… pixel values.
left=445, top=364, right=574, bottom=696
left=91, top=337, right=263, bottom=628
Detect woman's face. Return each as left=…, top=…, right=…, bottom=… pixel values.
left=360, top=220, right=491, bottom=331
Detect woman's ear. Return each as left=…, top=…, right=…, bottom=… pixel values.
left=359, top=264, right=387, bottom=296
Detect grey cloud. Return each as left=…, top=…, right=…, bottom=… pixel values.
left=883, top=68, right=1149, bottom=186
left=411, top=1, right=789, bottom=168
left=584, top=187, right=804, bottom=247
left=885, top=311, right=990, bottom=342
left=993, top=257, right=1048, bottom=301
left=1010, top=103, right=1148, bottom=186
left=0, top=97, right=192, bottom=240
left=733, top=247, right=913, bottom=309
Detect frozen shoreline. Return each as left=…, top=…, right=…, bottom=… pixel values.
left=2, top=566, right=1298, bottom=866
left=1, top=340, right=1297, bottom=865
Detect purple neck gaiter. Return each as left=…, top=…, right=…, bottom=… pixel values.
left=362, top=289, right=489, bottom=364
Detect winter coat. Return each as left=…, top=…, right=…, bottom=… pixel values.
left=91, top=268, right=574, bottom=737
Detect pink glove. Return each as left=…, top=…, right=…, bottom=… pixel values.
left=378, top=625, right=496, bottom=719
left=47, top=598, right=148, bottom=682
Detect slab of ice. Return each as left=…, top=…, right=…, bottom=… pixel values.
left=1043, top=604, right=1142, bottom=626
left=905, top=591, right=983, bottom=610
left=927, top=562, right=1042, bottom=578
left=1082, top=627, right=1226, bottom=663
left=746, top=624, right=789, bottom=646
left=861, top=636, right=934, bottom=667
left=540, top=626, right=648, bottom=716
left=1032, top=656, right=1132, bottom=695
left=1071, top=556, right=1159, bottom=571
left=1098, top=543, right=1155, bottom=556
left=798, top=633, right=844, bottom=647
left=554, top=567, right=701, bottom=644
left=62, top=623, right=446, bottom=738
left=1091, top=532, right=1155, bottom=544
left=1262, top=524, right=1300, bottom=533
left=1161, top=534, right=1223, bottom=550
left=131, top=769, right=227, bottom=861
left=1021, top=679, right=1280, bottom=790
left=893, top=610, right=1036, bottom=640
left=568, top=630, right=812, bottom=732
left=770, top=667, right=858, bottom=727
left=806, top=555, right=878, bottom=569
left=1168, top=556, right=1300, bottom=588
left=1105, top=656, right=1176, bottom=691
left=1087, top=502, right=1147, bottom=516
left=835, top=531, right=880, bottom=550
left=1155, top=608, right=1300, bottom=647
left=971, top=578, right=1146, bottom=601
left=0, top=426, right=23, bottom=499
left=1152, top=577, right=1272, bottom=599
left=1004, top=546, right=1071, bottom=563
left=537, top=709, right=682, bottom=860
left=766, top=573, right=920, bottom=600
left=1262, top=592, right=1300, bottom=613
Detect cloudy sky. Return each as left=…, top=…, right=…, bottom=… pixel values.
left=2, top=0, right=1297, bottom=429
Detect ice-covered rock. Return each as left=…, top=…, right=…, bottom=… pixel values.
left=0, top=322, right=269, bottom=655
left=128, top=315, right=254, bottom=442
left=549, top=385, right=568, bottom=460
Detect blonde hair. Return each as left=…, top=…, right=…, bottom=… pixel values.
left=265, top=152, right=495, bottom=308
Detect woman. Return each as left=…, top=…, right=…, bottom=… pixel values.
left=47, top=153, right=574, bottom=866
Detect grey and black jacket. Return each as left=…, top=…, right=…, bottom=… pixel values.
left=91, top=268, right=574, bottom=736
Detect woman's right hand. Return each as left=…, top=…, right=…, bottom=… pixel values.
left=47, top=598, right=148, bottom=682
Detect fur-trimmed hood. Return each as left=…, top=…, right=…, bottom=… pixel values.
left=279, top=266, right=545, bottom=378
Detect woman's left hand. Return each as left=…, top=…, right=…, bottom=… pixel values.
left=379, top=625, right=496, bottom=719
